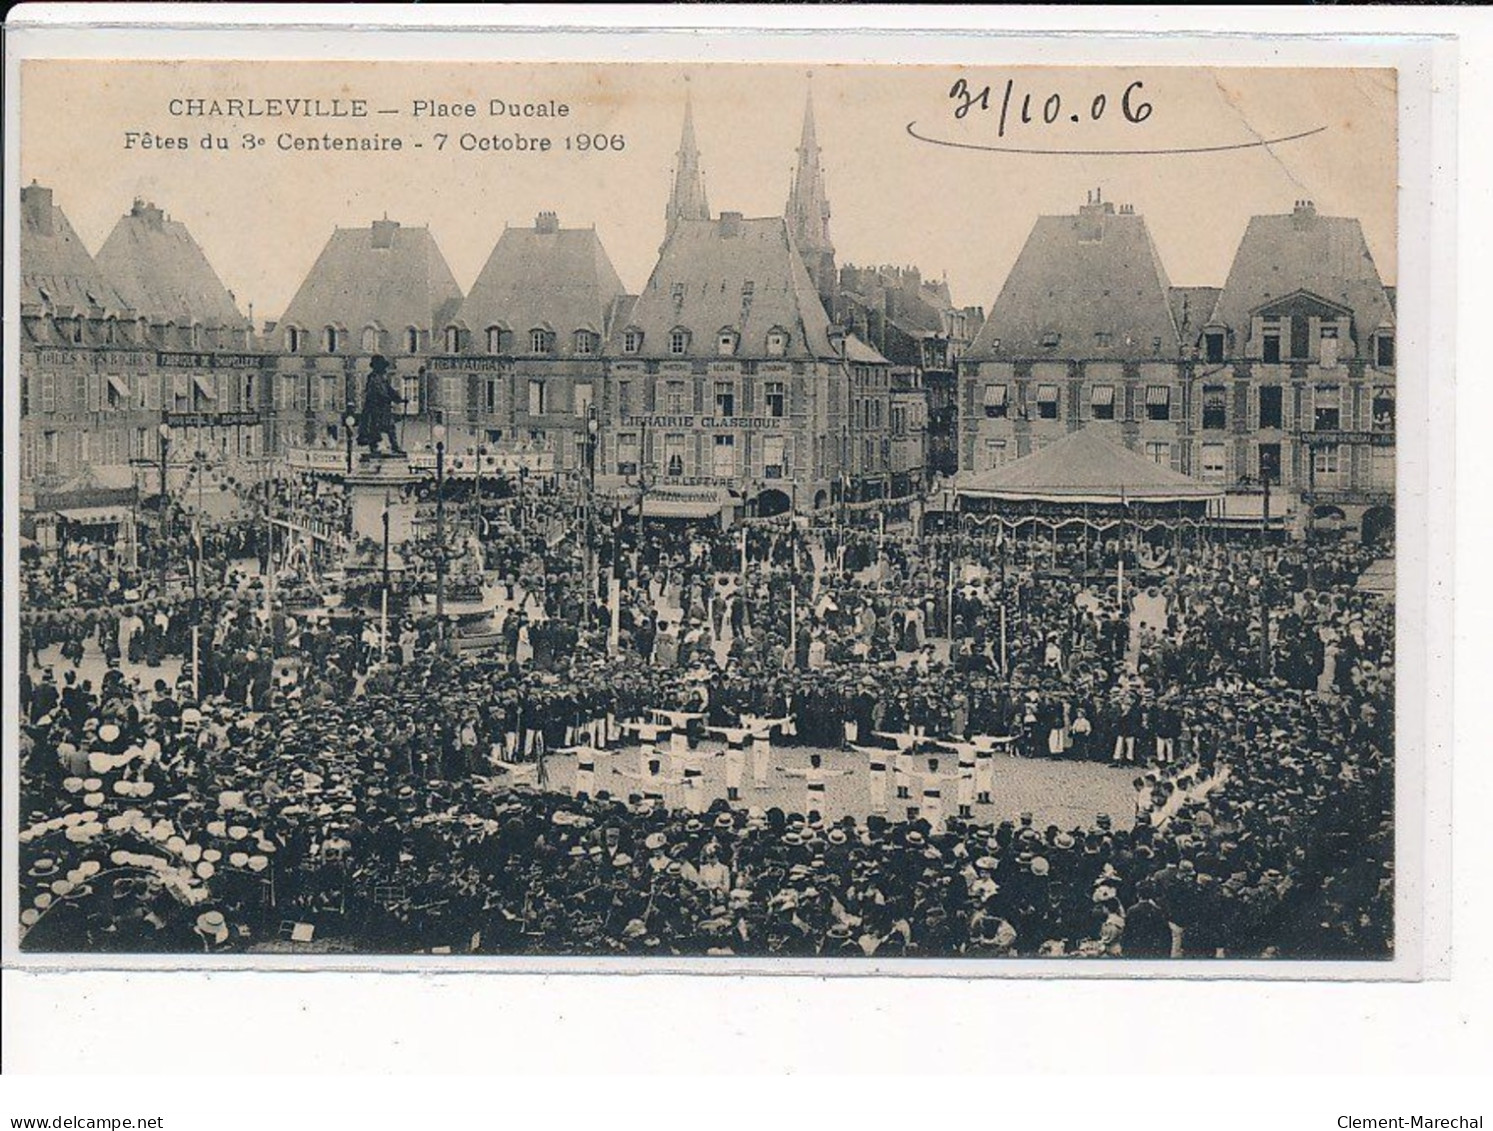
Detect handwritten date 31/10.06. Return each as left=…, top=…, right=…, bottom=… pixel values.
left=949, top=78, right=1152, bottom=136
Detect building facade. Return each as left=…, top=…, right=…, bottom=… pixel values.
left=18, top=185, right=266, bottom=519
left=425, top=210, right=631, bottom=476
left=600, top=211, right=855, bottom=517
left=958, top=194, right=1396, bottom=541
left=838, top=262, right=984, bottom=483
left=269, top=216, right=464, bottom=459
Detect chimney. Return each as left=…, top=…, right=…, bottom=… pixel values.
left=21, top=183, right=54, bottom=236
left=1077, top=190, right=1114, bottom=242
left=718, top=210, right=742, bottom=237
left=535, top=211, right=559, bottom=234
left=1292, top=200, right=1317, bottom=230
left=132, top=198, right=166, bottom=229
left=371, top=217, right=400, bottom=248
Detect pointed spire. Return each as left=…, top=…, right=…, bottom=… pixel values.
left=786, top=76, right=836, bottom=313
left=665, top=82, right=711, bottom=243
left=799, top=80, right=819, bottom=153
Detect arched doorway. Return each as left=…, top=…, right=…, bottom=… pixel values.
left=756, top=488, right=792, bottom=518
left=1361, top=505, right=1394, bottom=547
left=1311, top=504, right=1349, bottom=539
left=813, top=489, right=829, bottom=510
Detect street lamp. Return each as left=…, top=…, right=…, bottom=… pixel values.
left=344, top=406, right=357, bottom=474
left=1239, top=469, right=1275, bottom=680
left=474, top=443, right=488, bottom=537
left=432, top=421, right=447, bottom=639
left=585, top=408, right=599, bottom=625
left=192, top=450, right=205, bottom=608
left=157, top=421, right=172, bottom=591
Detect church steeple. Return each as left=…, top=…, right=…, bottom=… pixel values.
left=665, top=86, right=711, bottom=242
left=785, top=81, right=836, bottom=313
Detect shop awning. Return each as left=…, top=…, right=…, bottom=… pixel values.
left=1216, top=492, right=1291, bottom=524
left=641, top=488, right=734, bottom=520
left=106, top=374, right=132, bottom=399
left=193, top=374, right=217, bottom=400
left=56, top=506, right=131, bottom=525
left=957, top=428, right=1222, bottom=505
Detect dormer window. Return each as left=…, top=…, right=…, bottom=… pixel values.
left=72, top=318, right=84, bottom=344
left=362, top=326, right=382, bottom=353
left=1261, top=317, right=1282, bottom=364
left=445, top=325, right=464, bottom=353
left=668, top=329, right=689, bottom=356
left=530, top=328, right=552, bottom=354
left=1204, top=330, right=1225, bottom=363
left=324, top=326, right=340, bottom=353
left=405, top=327, right=420, bottom=354
left=574, top=330, right=597, bottom=355
left=717, top=329, right=738, bottom=357
left=765, top=328, right=789, bottom=357
left=486, top=326, right=509, bottom=355
left=1376, top=332, right=1395, bottom=369
left=623, top=328, right=643, bottom=354
left=1040, top=331, right=1060, bottom=349
left=285, top=326, right=303, bottom=353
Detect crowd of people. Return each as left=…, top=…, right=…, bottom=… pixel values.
left=17, top=470, right=1395, bottom=960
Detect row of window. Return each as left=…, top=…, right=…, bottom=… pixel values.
left=270, top=374, right=796, bottom=420
left=22, top=370, right=258, bottom=416
left=280, top=324, right=796, bottom=358
left=615, top=432, right=790, bottom=480
left=616, top=379, right=789, bottom=419
left=19, top=425, right=259, bottom=480
left=26, top=312, right=241, bottom=351
left=852, top=397, right=886, bottom=430
left=976, top=435, right=1382, bottom=487
left=979, top=382, right=1395, bottom=431
left=1200, top=320, right=1396, bottom=369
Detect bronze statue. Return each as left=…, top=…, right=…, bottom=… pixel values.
left=357, top=355, right=405, bottom=455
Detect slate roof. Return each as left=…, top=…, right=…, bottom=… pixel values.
left=278, top=218, right=463, bottom=333
left=614, top=215, right=838, bottom=360
left=1169, top=287, right=1222, bottom=347
left=957, top=427, right=1221, bottom=502
left=844, top=334, right=890, bottom=365
left=1208, top=204, right=1394, bottom=354
left=19, top=184, right=130, bottom=316
left=967, top=200, right=1181, bottom=362
left=456, top=217, right=628, bottom=354
left=95, top=200, right=246, bottom=327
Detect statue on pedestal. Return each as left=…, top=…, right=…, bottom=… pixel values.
left=357, top=355, right=405, bottom=457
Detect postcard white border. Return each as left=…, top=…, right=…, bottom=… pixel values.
left=1, top=8, right=1456, bottom=992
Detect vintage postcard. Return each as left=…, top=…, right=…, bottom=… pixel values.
left=5, top=32, right=1438, bottom=977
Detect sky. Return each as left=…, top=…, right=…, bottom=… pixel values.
left=21, top=61, right=1397, bottom=321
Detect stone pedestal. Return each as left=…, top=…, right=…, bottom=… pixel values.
left=345, top=455, right=419, bottom=557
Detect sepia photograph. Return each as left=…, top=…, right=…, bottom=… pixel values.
left=10, top=55, right=1406, bottom=967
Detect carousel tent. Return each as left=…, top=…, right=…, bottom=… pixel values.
left=957, top=428, right=1223, bottom=507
